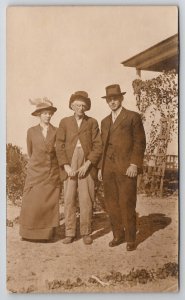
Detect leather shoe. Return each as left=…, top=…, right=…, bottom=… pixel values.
left=62, top=237, right=74, bottom=244
left=109, top=237, right=125, bottom=247
left=126, top=242, right=136, bottom=251
left=83, top=235, right=93, bottom=245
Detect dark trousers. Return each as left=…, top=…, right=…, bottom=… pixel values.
left=103, top=157, right=137, bottom=242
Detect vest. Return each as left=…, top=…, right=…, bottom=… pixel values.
left=105, top=121, right=115, bottom=161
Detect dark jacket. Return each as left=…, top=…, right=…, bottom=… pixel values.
left=24, top=124, right=60, bottom=190
left=100, top=108, right=146, bottom=175
left=56, top=115, right=102, bottom=181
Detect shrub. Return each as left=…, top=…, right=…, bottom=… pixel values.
left=6, top=144, right=27, bottom=204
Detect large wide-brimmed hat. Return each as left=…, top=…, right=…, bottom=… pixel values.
left=101, top=84, right=126, bottom=99
left=29, top=97, right=57, bottom=116
left=69, top=91, right=91, bottom=111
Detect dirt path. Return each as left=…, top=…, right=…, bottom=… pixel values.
left=6, top=194, right=178, bottom=293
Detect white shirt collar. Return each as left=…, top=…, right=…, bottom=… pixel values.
left=112, top=106, right=123, bottom=122
left=40, top=123, right=49, bottom=129
left=40, top=123, right=49, bottom=138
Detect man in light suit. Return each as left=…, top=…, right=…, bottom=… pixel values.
left=56, top=91, right=102, bottom=245
left=98, top=84, right=146, bottom=251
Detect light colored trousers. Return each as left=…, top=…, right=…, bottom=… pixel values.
left=64, top=147, right=94, bottom=237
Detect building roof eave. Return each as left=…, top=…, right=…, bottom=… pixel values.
left=121, top=34, right=178, bottom=73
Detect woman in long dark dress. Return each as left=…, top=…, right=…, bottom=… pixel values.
left=19, top=98, right=60, bottom=241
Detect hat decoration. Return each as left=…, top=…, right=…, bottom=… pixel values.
left=29, top=97, right=57, bottom=116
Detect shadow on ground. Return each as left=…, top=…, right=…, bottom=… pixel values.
left=54, top=212, right=171, bottom=246
left=54, top=212, right=111, bottom=242
left=136, top=213, right=172, bottom=246
left=91, top=212, right=111, bottom=240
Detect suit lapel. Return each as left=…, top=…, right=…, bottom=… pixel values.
left=45, top=124, right=56, bottom=143
left=111, top=108, right=128, bottom=132
left=71, top=115, right=79, bottom=131
left=37, top=124, right=56, bottom=152
left=103, top=114, right=112, bottom=143
left=78, top=115, right=89, bottom=133
left=71, top=114, right=87, bottom=133
left=35, top=125, right=48, bottom=150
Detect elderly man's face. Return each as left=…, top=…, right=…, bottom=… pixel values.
left=71, top=99, right=87, bottom=118
left=106, top=95, right=123, bottom=111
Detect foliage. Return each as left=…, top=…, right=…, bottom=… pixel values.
left=6, top=143, right=28, bottom=203
left=94, top=180, right=106, bottom=211
left=132, top=70, right=178, bottom=156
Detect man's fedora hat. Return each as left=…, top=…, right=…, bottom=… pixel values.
left=69, top=91, right=91, bottom=111
left=101, top=84, right=126, bottom=99
left=29, top=97, right=57, bottom=116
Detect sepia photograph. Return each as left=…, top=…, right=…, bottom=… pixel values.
left=6, top=5, right=179, bottom=293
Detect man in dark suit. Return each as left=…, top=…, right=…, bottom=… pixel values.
left=56, top=91, right=102, bottom=245
left=98, top=84, right=146, bottom=251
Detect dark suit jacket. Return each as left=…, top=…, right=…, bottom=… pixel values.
left=100, top=108, right=146, bottom=175
left=56, top=115, right=102, bottom=181
left=25, top=124, right=60, bottom=190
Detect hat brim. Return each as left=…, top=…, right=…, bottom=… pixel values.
left=101, top=92, right=126, bottom=99
left=69, top=95, right=91, bottom=111
left=32, top=106, right=57, bottom=116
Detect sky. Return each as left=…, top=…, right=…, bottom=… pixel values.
left=6, top=6, right=178, bottom=153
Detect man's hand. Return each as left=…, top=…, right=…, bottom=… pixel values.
left=126, top=164, right=137, bottom=178
left=64, top=164, right=77, bottom=178
left=98, top=169, right=103, bottom=181
left=78, top=160, right=91, bottom=178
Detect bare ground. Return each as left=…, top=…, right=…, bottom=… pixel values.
left=6, top=194, right=179, bottom=293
